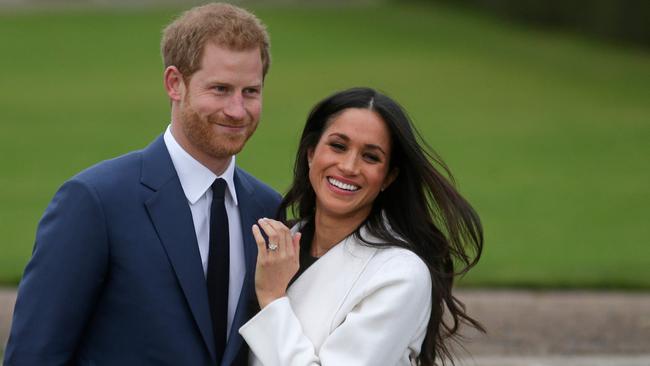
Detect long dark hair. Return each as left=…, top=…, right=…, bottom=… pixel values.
left=278, top=87, right=484, bottom=365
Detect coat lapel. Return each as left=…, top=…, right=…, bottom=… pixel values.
left=286, top=228, right=378, bottom=345
left=140, top=136, right=217, bottom=363
left=289, top=235, right=378, bottom=301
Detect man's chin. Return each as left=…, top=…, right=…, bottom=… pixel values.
left=207, top=141, right=248, bottom=158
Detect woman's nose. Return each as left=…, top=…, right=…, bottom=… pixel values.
left=338, top=153, right=359, bottom=175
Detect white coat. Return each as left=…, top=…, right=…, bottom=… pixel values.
left=239, top=225, right=432, bottom=366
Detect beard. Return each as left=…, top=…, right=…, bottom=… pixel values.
left=179, top=98, right=259, bottom=160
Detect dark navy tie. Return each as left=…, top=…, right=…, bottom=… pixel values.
left=207, top=178, right=229, bottom=363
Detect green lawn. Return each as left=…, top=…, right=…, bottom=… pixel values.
left=1, top=3, right=649, bottom=288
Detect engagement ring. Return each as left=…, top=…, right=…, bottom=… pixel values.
left=268, top=242, right=278, bottom=251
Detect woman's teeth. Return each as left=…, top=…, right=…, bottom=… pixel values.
left=328, top=177, right=359, bottom=191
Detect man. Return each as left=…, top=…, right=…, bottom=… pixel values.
left=4, top=3, right=279, bottom=365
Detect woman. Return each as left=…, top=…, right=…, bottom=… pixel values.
left=239, top=87, right=484, bottom=365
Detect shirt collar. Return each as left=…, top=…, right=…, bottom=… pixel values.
left=163, top=125, right=238, bottom=206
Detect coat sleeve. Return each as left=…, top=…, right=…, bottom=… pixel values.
left=4, top=179, right=109, bottom=366
left=239, top=253, right=432, bottom=366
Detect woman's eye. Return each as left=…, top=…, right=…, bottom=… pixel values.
left=364, top=154, right=381, bottom=163
left=329, top=142, right=345, bottom=151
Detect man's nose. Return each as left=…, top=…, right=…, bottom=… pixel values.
left=223, top=94, right=246, bottom=121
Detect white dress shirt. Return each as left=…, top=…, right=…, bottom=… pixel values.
left=164, top=126, right=245, bottom=338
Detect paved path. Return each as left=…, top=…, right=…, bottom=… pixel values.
left=458, top=355, right=650, bottom=366
left=0, top=288, right=14, bottom=356
left=456, top=290, right=650, bottom=355
left=454, top=289, right=650, bottom=365
left=0, top=288, right=16, bottom=353
left=2, top=288, right=649, bottom=365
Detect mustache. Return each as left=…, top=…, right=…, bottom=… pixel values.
left=206, top=113, right=248, bottom=126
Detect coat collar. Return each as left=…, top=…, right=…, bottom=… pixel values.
left=288, top=223, right=382, bottom=296
left=140, top=135, right=176, bottom=191
left=290, top=221, right=385, bottom=260
left=163, top=126, right=239, bottom=205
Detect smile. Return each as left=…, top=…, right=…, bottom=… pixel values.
left=212, top=123, right=249, bottom=134
left=327, top=177, right=360, bottom=192
left=214, top=122, right=247, bottom=128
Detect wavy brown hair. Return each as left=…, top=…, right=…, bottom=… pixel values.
left=161, top=3, right=271, bottom=80
left=279, top=87, right=485, bottom=365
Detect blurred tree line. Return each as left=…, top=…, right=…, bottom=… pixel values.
left=428, top=0, right=650, bottom=47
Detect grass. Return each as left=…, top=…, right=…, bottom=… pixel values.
left=0, top=2, right=649, bottom=288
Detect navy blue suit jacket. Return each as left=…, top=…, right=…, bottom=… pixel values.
left=4, top=136, right=281, bottom=366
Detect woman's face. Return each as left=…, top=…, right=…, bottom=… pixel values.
left=308, top=108, right=397, bottom=222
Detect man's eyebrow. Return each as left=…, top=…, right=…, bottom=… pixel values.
left=205, top=80, right=232, bottom=86
left=204, top=81, right=262, bottom=89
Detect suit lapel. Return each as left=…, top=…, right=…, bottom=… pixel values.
left=222, top=169, right=264, bottom=365
left=141, top=136, right=217, bottom=363
left=233, top=169, right=261, bottom=302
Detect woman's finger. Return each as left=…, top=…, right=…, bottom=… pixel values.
left=257, top=218, right=279, bottom=252
left=263, top=219, right=292, bottom=257
left=291, top=232, right=302, bottom=257
left=251, top=224, right=267, bottom=257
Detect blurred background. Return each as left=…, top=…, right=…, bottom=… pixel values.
left=2, top=0, right=650, bottom=362
left=1, top=0, right=649, bottom=288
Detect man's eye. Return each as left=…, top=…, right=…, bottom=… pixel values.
left=214, top=86, right=228, bottom=93
left=244, top=88, right=260, bottom=96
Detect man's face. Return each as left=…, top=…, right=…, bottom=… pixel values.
left=176, top=43, right=263, bottom=163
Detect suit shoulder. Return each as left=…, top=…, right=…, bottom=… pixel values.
left=235, top=167, right=281, bottom=202
left=70, top=148, right=144, bottom=189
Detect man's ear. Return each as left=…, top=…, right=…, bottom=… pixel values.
left=164, top=66, right=185, bottom=102
left=382, top=167, right=399, bottom=191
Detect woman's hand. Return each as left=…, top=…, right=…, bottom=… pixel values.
left=252, top=218, right=301, bottom=309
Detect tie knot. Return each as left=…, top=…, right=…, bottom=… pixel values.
left=212, top=178, right=227, bottom=200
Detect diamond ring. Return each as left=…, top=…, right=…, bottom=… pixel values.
left=268, top=242, right=278, bottom=251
